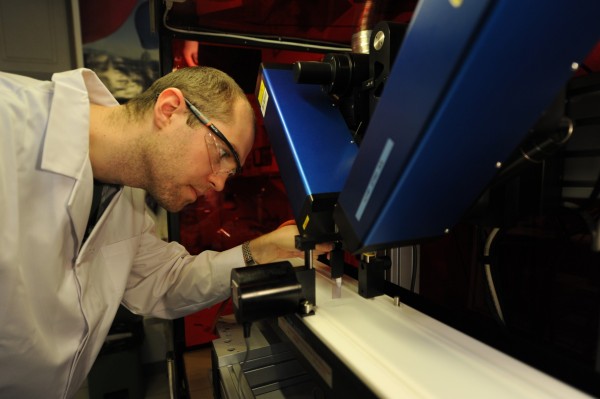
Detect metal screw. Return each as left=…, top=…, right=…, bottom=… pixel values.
left=300, top=300, right=314, bottom=315
left=373, top=30, right=385, bottom=51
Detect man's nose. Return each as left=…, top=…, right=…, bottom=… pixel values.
left=208, top=173, right=228, bottom=192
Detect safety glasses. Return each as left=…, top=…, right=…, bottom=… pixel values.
left=184, top=97, right=242, bottom=176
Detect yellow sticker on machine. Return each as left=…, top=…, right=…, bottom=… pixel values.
left=257, top=79, right=269, bottom=117
left=302, top=215, right=309, bottom=231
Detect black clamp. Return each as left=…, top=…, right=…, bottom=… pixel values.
left=358, top=253, right=391, bottom=299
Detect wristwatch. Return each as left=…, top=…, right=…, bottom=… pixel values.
left=242, top=241, right=256, bottom=266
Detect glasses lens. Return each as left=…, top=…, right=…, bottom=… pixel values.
left=204, top=132, right=237, bottom=176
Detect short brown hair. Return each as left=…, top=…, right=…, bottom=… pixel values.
left=126, top=66, right=249, bottom=126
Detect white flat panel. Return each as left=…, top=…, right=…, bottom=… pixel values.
left=300, top=265, right=592, bottom=399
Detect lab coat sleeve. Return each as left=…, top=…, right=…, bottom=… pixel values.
left=122, top=210, right=245, bottom=319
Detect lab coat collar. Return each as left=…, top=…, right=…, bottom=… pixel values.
left=41, top=68, right=118, bottom=179
left=42, top=69, right=120, bottom=253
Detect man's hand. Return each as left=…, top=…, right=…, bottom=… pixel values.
left=182, top=40, right=199, bottom=66
left=248, top=224, right=334, bottom=265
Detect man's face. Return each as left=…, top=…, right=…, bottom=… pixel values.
left=145, top=98, right=255, bottom=212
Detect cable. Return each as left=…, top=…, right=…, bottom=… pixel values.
left=237, top=343, right=250, bottom=399
left=484, top=227, right=505, bottom=324
left=162, top=3, right=352, bottom=53
left=578, top=62, right=594, bottom=74
left=235, top=322, right=252, bottom=398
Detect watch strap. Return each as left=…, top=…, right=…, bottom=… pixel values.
left=242, top=241, right=256, bottom=266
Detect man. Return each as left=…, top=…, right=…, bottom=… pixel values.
left=0, top=66, right=330, bottom=398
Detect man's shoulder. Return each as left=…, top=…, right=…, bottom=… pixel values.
left=0, top=71, right=53, bottom=97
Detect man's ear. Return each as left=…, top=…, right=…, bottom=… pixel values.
left=154, top=88, right=186, bottom=129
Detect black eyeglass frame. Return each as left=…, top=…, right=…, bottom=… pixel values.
left=184, top=97, right=242, bottom=175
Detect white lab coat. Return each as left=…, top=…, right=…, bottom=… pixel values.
left=0, top=69, right=245, bottom=398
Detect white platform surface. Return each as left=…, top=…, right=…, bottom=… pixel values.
left=297, top=265, right=592, bottom=399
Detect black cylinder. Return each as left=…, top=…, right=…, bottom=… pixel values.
left=231, top=262, right=302, bottom=324
left=293, top=61, right=333, bottom=84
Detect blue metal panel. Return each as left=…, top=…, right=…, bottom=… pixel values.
left=336, top=0, right=600, bottom=252
left=258, top=65, right=357, bottom=231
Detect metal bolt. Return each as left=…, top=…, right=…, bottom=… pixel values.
left=373, top=30, right=385, bottom=51
left=301, top=300, right=314, bottom=315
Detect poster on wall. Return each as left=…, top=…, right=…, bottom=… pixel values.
left=79, top=0, right=160, bottom=102
left=79, top=0, right=166, bottom=238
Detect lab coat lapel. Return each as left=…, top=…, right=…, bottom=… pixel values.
left=43, top=70, right=94, bottom=253
left=42, top=69, right=120, bottom=254
left=67, top=171, right=94, bottom=253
